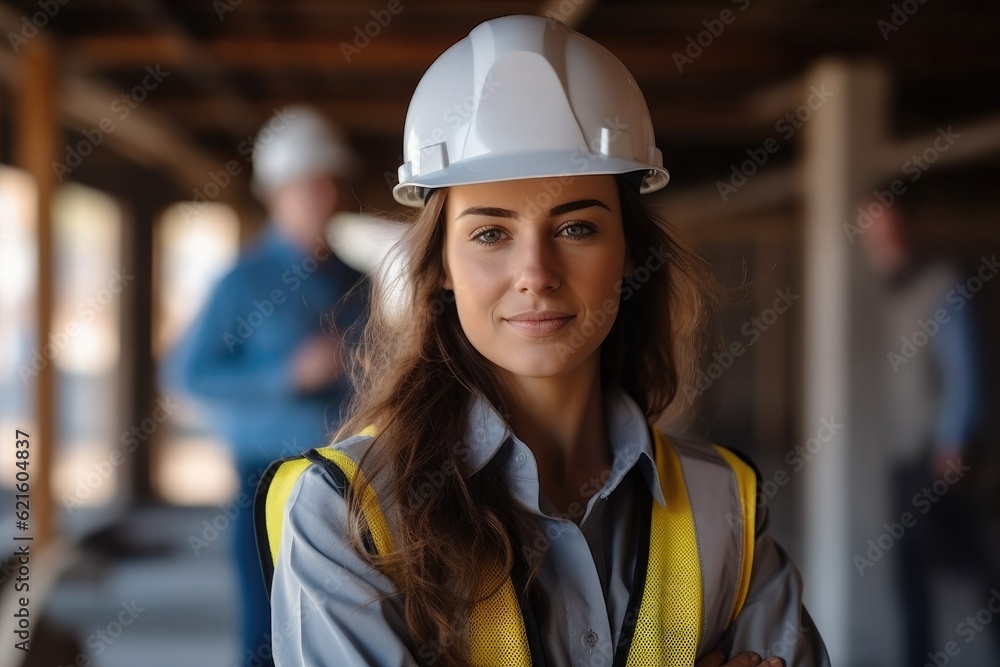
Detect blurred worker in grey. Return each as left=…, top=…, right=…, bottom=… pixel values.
left=164, top=106, right=366, bottom=667
left=860, top=186, right=997, bottom=667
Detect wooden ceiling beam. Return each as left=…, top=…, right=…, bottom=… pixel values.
left=118, top=0, right=259, bottom=137
left=0, top=5, right=230, bottom=194
left=161, top=99, right=408, bottom=137
left=69, top=35, right=790, bottom=78
left=537, top=0, right=601, bottom=27
left=69, top=32, right=1000, bottom=76
left=150, top=95, right=780, bottom=140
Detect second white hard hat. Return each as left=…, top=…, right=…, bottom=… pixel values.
left=393, top=14, right=669, bottom=207
left=252, top=106, right=361, bottom=199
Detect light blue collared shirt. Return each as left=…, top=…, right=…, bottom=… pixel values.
left=270, top=386, right=829, bottom=666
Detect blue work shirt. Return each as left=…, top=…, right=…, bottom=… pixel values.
left=164, top=224, right=366, bottom=463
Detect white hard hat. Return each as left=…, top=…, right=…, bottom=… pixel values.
left=392, top=14, right=669, bottom=207
left=252, top=106, right=361, bottom=198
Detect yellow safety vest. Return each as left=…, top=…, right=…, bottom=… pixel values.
left=256, top=429, right=758, bottom=666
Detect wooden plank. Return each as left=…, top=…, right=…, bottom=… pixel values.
left=57, top=76, right=233, bottom=195
left=17, top=37, right=57, bottom=549
left=537, top=0, right=601, bottom=27
left=69, top=35, right=791, bottom=77
left=148, top=94, right=783, bottom=139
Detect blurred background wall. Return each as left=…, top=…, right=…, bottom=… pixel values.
left=0, top=1, right=998, bottom=666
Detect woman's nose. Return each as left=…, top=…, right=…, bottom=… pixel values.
left=512, top=238, right=561, bottom=294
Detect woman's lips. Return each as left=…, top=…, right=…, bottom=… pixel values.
left=504, top=315, right=575, bottom=337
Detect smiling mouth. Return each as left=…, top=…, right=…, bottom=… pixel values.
left=503, top=315, right=575, bottom=337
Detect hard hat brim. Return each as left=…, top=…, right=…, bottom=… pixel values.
left=393, top=150, right=669, bottom=207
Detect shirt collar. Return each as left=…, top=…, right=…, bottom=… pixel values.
left=460, top=385, right=666, bottom=508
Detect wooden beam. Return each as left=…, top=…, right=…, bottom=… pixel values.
left=154, top=98, right=407, bottom=136
left=69, top=35, right=791, bottom=78
left=17, top=36, right=57, bottom=550
left=216, top=0, right=539, bottom=17
left=537, top=0, right=601, bottom=27
left=149, top=93, right=782, bottom=140
left=118, top=0, right=259, bottom=137
left=0, top=6, right=232, bottom=199
left=57, top=77, right=232, bottom=195
left=657, top=167, right=797, bottom=226
left=877, top=114, right=1000, bottom=180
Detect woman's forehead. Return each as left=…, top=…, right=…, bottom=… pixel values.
left=445, top=175, right=620, bottom=219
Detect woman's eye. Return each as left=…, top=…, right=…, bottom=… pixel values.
left=559, top=222, right=596, bottom=239
left=472, top=228, right=505, bottom=245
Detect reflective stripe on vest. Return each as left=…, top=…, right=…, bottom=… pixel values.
left=256, top=429, right=757, bottom=666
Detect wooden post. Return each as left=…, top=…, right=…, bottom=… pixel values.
left=17, top=38, right=57, bottom=549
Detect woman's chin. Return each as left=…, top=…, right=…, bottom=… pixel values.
left=489, top=353, right=588, bottom=381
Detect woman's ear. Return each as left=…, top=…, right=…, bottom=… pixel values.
left=441, top=244, right=453, bottom=290
left=440, top=190, right=454, bottom=290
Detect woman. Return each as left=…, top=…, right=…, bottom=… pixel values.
left=259, top=15, right=831, bottom=667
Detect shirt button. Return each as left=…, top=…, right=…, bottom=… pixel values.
left=514, top=452, right=526, bottom=467
left=599, top=492, right=608, bottom=500
left=582, top=629, right=599, bottom=649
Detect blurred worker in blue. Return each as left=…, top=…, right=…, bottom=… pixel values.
left=861, top=187, right=998, bottom=667
left=165, top=106, right=367, bottom=667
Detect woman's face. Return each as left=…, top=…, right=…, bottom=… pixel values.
left=442, top=175, right=630, bottom=380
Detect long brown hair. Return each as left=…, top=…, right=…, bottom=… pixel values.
left=331, top=178, right=718, bottom=666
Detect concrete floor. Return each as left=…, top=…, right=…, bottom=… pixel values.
left=42, top=505, right=240, bottom=667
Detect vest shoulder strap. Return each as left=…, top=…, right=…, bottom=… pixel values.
left=254, top=439, right=535, bottom=667
left=254, top=441, right=393, bottom=598
left=712, top=445, right=758, bottom=624
left=255, top=452, right=313, bottom=597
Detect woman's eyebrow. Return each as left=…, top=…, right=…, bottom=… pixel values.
left=456, top=199, right=611, bottom=220
left=548, top=199, right=611, bottom=216
left=456, top=206, right=518, bottom=220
